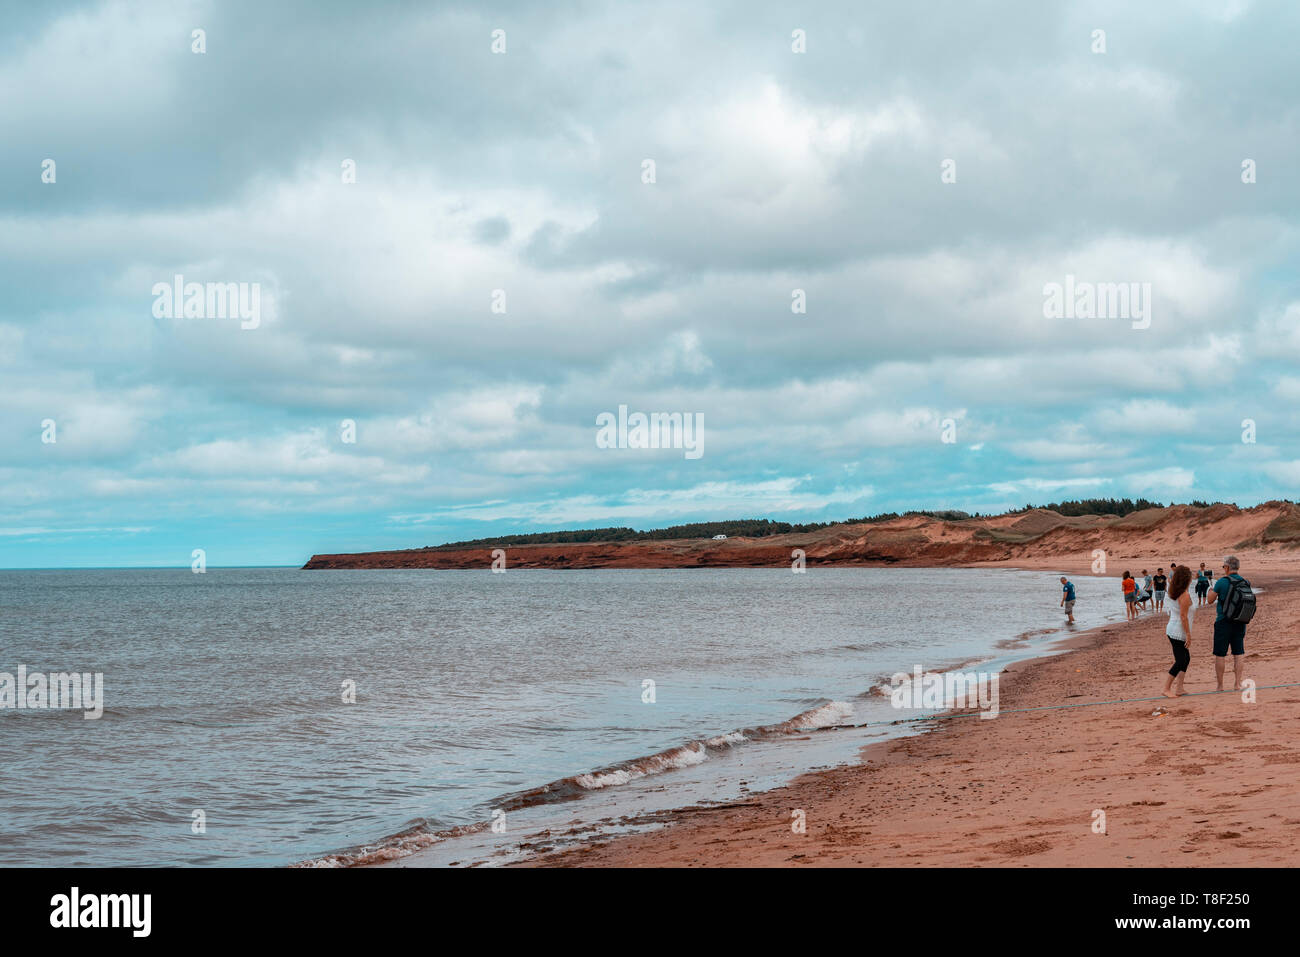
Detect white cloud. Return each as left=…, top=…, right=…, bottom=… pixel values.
left=393, top=478, right=875, bottom=527
left=1126, top=467, right=1196, bottom=493
left=988, top=477, right=1111, bottom=496
left=1094, top=399, right=1202, bottom=435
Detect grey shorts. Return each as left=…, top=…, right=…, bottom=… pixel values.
left=1155, top=590, right=1166, bottom=601
left=1064, top=600, right=1075, bottom=612
left=1125, top=593, right=1136, bottom=603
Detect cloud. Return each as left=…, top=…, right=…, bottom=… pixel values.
left=1, top=0, right=1297, bottom=565
left=987, top=477, right=1112, bottom=497
left=1126, top=467, right=1197, bottom=494
left=393, top=478, right=875, bottom=527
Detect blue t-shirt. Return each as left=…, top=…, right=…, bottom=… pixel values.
left=1062, top=582, right=1076, bottom=601
left=1213, top=573, right=1244, bottom=622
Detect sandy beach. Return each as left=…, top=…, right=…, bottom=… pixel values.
left=520, top=554, right=1300, bottom=867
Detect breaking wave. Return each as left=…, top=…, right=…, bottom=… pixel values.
left=296, top=698, right=855, bottom=867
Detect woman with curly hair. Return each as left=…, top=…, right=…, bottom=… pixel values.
left=1162, top=565, right=1194, bottom=697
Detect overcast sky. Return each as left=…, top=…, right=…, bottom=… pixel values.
left=3, top=0, right=1298, bottom=567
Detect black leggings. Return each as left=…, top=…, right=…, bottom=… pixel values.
left=1168, top=637, right=1190, bottom=677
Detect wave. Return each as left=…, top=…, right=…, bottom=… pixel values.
left=293, top=819, right=489, bottom=869
left=994, top=626, right=1058, bottom=650
left=296, top=699, right=855, bottom=868
left=482, top=700, right=855, bottom=810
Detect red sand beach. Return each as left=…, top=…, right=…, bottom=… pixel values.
left=331, top=504, right=1300, bottom=868
left=520, top=553, right=1299, bottom=867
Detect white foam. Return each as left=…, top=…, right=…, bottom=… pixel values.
left=574, top=741, right=708, bottom=790
left=705, top=731, right=749, bottom=748
left=295, top=829, right=443, bottom=868
left=574, top=768, right=635, bottom=789
left=791, top=700, right=854, bottom=729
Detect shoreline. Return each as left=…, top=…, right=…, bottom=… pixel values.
left=516, top=560, right=1300, bottom=867
left=352, top=566, right=1116, bottom=868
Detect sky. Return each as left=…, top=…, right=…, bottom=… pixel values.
left=2, top=0, right=1298, bottom=568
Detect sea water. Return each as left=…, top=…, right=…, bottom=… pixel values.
left=0, top=567, right=1123, bottom=866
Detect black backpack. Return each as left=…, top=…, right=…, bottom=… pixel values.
left=1223, top=576, right=1257, bottom=624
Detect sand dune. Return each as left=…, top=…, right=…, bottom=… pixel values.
left=303, top=501, right=1300, bottom=570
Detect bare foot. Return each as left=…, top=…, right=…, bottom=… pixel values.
left=1163, top=690, right=1179, bottom=699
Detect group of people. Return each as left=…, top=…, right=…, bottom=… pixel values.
left=1117, top=563, right=1218, bottom=618
left=1057, top=555, right=1256, bottom=698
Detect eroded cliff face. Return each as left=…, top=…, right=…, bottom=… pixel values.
left=302, top=502, right=1300, bottom=569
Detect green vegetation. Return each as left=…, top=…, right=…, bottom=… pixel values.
left=428, top=499, right=1231, bottom=549
left=432, top=519, right=825, bottom=549
left=1261, top=508, right=1300, bottom=544
left=973, top=527, right=1038, bottom=543
left=1008, top=498, right=1203, bottom=518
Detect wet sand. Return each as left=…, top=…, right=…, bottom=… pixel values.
left=522, top=559, right=1300, bottom=867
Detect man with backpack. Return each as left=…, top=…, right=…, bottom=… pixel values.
left=1209, top=555, right=1255, bottom=691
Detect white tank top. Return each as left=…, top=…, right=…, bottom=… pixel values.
left=1166, top=600, right=1194, bottom=641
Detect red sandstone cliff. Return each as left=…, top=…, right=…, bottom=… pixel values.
left=302, top=502, right=1300, bottom=570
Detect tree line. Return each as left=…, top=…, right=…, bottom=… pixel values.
left=428, top=499, right=1234, bottom=549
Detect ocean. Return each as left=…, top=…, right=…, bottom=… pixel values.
left=0, top=566, right=1124, bottom=866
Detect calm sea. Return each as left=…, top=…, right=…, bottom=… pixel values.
left=0, top=567, right=1122, bottom=866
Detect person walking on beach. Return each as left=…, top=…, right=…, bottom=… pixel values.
left=1139, top=570, right=1154, bottom=611
left=1195, top=563, right=1211, bottom=606
left=1162, top=565, right=1194, bottom=698
left=1122, top=571, right=1137, bottom=619
left=1208, top=555, right=1255, bottom=691
left=1060, top=576, right=1076, bottom=624
left=1153, top=568, right=1168, bottom=611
